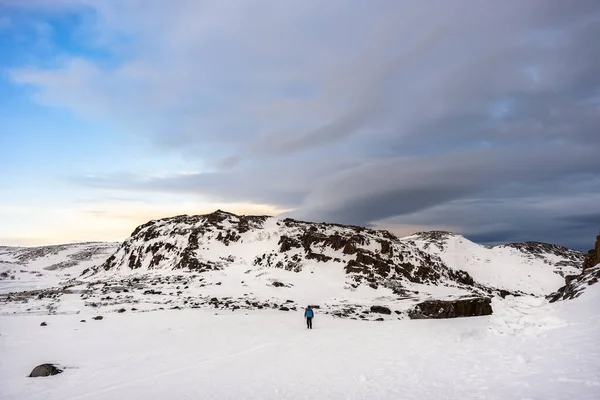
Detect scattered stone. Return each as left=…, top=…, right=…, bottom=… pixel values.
left=40, top=322, right=47, bottom=327
left=92, top=316, right=104, bottom=320
left=29, top=364, right=63, bottom=378
left=370, top=305, right=392, bottom=315
left=117, top=308, right=126, bottom=313
left=279, top=306, right=290, bottom=311
left=80, top=320, right=86, bottom=323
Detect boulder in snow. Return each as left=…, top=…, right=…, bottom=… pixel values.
left=370, top=305, right=392, bottom=315
left=29, top=364, right=63, bottom=378
left=408, top=297, right=492, bottom=319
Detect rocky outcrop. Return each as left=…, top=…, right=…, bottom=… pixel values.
left=99, top=211, right=269, bottom=273
left=582, top=234, right=600, bottom=271
left=548, top=264, right=600, bottom=302
left=549, top=234, right=600, bottom=302
left=408, top=298, right=493, bottom=319
left=29, top=364, right=63, bottom=378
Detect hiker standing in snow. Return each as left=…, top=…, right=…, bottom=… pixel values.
left=304, top=306, right=314, bottom=329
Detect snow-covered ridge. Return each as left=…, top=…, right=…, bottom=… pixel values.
left=403, top=231, right=583, bottom=295
left=0, top=211, right=589, bottom=321
left=0, top=242, right=118, bottom=294
left=86, top=210, right=583, bottom=297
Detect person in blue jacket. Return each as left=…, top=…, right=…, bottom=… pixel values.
left=304, top=306, right=314, bottom=329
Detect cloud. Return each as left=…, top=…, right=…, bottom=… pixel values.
left=289, top=144, right=600, bottom=223
left=391, top=192, right=600, bottom=251
left=5, top=0, right=600, bottom=248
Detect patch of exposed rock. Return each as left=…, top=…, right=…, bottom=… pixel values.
left=548, top=264, right=600, bottom=302
left=408, top=298, right=493, bottom=319
left=549, top=234, right=600, bottom=302
left=582, top=234, right=600, bottom=271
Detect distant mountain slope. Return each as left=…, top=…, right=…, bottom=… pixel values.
left=0, top=242, right=118, bottom=294
left=402, top=231, right=583, bottom=296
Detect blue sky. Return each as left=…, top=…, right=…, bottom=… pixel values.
left=0, top=1, right=599, bottom=249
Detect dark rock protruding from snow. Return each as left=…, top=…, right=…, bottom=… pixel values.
left=92, top=316, right=103, bottom=320
left=408, top=298, right=492, bottom=319
left=29, top=364, right=63, bottom=378
left=548, top=264, right=600, bottom=302
left=549, top=234, right=600, bottom=302
left=582, top=234, right=600, bottom=271
left=370, top=305, right=392, bottom=315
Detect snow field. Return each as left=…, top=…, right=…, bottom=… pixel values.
left=1, top=286, right=599, bottom=400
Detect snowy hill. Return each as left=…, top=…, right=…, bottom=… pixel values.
left=403, top=231, right=582, bottom=295
left=0, top=211, right=586, bottom=319
left=0, top=242, right=118, bottom=295
left=90, top=211, right=582, bottom=295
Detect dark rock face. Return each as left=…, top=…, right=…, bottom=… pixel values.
left=548, top=264, right=600, bottom=302
left=408, top=298, right=493, bottom=319
left=370, top=305, right=392, bottom=315
left=29, top=364, right=63, bottom=378
left=582, top=235, right=600, bottom=271
left=549, top=234, right=600, bottom=302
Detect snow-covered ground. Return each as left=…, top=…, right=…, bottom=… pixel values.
left=2, top=285, right=599, bottom=400
left=0, top=221, right=595, bottom=399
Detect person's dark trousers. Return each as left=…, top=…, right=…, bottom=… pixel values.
left=306, top=317, right=313, bottom=329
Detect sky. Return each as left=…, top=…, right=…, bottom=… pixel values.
left=0, top=1, right=599, bottom=250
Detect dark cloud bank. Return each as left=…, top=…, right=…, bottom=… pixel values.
left=27, top=1, right=600, bottom=250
